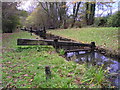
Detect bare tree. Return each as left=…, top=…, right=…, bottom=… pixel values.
left=85, top=2, right=96, bottom=25
left=71, top=2, right=81, bottom=28
left=39, top=2, right=68, bottom=29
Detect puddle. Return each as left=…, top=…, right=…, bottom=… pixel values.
left=65, top=51, right=120, bottom=88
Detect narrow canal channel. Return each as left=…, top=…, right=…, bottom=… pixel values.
left=34, top=31, right=120, bottom=88
left=65, top=51, right=120, bottom=87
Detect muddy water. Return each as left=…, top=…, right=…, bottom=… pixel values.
left=35, top=32, right=120, bottom=88
left=65, top=51, right=120, bottom=88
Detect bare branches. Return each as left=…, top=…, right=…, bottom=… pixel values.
left=71, top=2, right=81, bottom=27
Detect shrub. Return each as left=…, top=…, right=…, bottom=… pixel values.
left=107, top=11, right=120, bottom=27
left=94, top=17, right=108, bottom=27
left=2, top=15, right=20, bottom=33
left=94, top=11, right=120, bottom=27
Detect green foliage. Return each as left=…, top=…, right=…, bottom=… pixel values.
left=107, top=11, right=120, bottom=27
left=81, top=65, right=108, bottom=88
left=94, top=11, right=120, bottom=27
left=25, top=7, right=48, bottom=28
left=2, top=15, right=21, bottom=33
left=94, top=17, right=108, bottom=27
left=2, top=2, right=22, bottom=33
left=59, top=49, right=65, bottom=55
left=74, top=21, right=82, bottom=28
left=19, top=10, right=28, bottom=17
left=16, top=46, right=53, bottom=52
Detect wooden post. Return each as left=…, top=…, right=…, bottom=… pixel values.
left=90, top=51, right=95, bottom=61
left=43, top=27, right=46, bottom=39
left=45, top=66, right=51, bottom=80
left=30, top=27, right=32, bottom=36
left=54, top=39, right=59, bottom=52
left=54, top=39, right=59, bottom=49
left=24, top=27, right=27, bottom=31
left=43, top=27, right=46, bottom=33
left=90, top=42, right=96, bottom=63
left=91, top=42, right=95, bottom=51
left=86, top=55, right=89, bottom=62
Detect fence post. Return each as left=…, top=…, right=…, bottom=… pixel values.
left=24, top=27, right=26, bottom=31
left=30, top=27, right=32, bottom=36
left=43, top=27, right=46, bottom=39
left=54, top=39, right=59, bottom=50
left=45, top=65, right=51, bottom=80
left=43, top=27, right=46, bottom=33
left=91, top=42, right=95, bottom=51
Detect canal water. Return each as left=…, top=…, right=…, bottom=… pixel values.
left=65, top=51, right=120, bottom=88
left=34, top=32, right=120, bottom=88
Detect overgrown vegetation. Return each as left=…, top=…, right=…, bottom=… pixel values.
left=2, top=31, right=113, bottom=88
left=81, top=65, right=110, bottom=88
left=94, top=11, right=120, bottom=27
left=2, top=15, right=20, bottom=33
left=107, top=11, right=120, bottom=27
left=2, top=2, right=28, bottom=33
left=59, top=49, right=66, bottom=55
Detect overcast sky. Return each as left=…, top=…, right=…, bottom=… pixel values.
left=17, top=0, right=119, bottom=17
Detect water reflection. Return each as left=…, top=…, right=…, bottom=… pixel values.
left=65, top=51, right=120, bottom=88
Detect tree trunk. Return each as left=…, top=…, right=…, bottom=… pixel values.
left=85, top=2, right=89, bottom=25
left=71, top=2, right=81, bottom=28
left=85, top=2, right=96, bottom=25
left=71, top=3, right=76, bottom=28
left=89, top=3, right=96, bottom=25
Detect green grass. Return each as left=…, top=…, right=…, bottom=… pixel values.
left=48, top=27, right=118, bottom=53
left=81, top=64, right=110, bottom=88
left=59, top=49, right=65, bottom=55
left=2, top=46, right=78, bottom=88
left=2, top=31, right=40, bottom=49
left=2, top=30, right=112, bottom=88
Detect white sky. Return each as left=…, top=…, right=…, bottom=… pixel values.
left=95, top=1, right=119, bottom=17
left=17, top=0, right=38, bottom=12
left=17, top=0, right=119, bottom=16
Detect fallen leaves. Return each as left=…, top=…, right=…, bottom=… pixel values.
left=7, top=76, right=12, bottom=78
left=58, top=69, right=62, bottom=73
left=14, top=79, right=18, bottom=82
left=66, top=73, right=72, bottom=78
left=31, top=64, right=34, bottom=67
left=0, top=64, right=2, bottom=67
left=24, top=74, right=28, bottom=77
left=29, top=79, right=33, bottom=82
left=7, top=61, right=12, bottom=64
left=60, top=74, right=64, bottom=77
left=5, top=82, right=14, bottom=88
left=74, top=77, right=83, bottom=85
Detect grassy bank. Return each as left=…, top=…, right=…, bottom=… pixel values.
left=2, top=30, right=112, bottom=88
left=2, top=31, right=40, bottom=49
left=48, top=27, right=118, bottom=54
